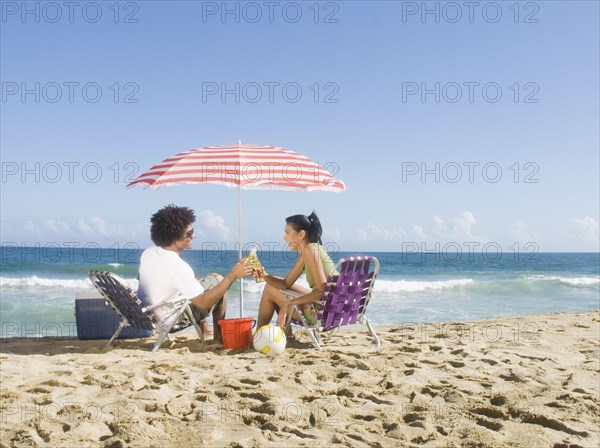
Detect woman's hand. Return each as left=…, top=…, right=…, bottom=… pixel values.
left=278, top=302, right=291, bottom=328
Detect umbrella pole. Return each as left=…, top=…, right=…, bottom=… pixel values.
left=237, top=185, right=243, bottom=317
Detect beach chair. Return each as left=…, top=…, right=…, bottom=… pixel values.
left=284, top=256, right=381, bottom=350
left=88, top=270, right=205, bottom=352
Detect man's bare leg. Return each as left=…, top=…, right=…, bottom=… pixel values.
left=212, top=295, right=226, bottom=342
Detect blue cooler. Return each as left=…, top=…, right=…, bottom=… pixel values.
left=75, top=293, right=153, bottom=340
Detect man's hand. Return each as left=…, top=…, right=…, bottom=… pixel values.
left=229, top=259, right=253, bottom=280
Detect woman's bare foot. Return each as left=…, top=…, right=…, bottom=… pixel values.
left=285, top=326, right=299, bottom=342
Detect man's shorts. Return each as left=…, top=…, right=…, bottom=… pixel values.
left=189, top=273, right=224, bottom=321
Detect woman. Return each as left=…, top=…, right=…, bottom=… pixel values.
left=257, top=212, right=336, bottom=329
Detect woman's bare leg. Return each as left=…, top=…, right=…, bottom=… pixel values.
left=257, top=283, right=309, bottom=327
left=257, top=284, right=286, bottom=327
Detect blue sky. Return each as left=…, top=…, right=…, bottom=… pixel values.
left=1, top=1, right=598, bottom=253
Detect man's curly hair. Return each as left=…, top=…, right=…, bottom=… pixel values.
left=150, top=204, right=196, bottom=247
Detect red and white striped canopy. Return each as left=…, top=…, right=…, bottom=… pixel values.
left=127, top=143, right=346, bottom=192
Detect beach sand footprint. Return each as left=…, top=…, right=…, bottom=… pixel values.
left=25, top=386, right=52, bottom=394
left=499, top=371, right=527, bottom=383
left=165, top=394, right=194, bottom=419
left=449, top=361, right=466, bottom=368
left=239, top=391, right=270, bottom=403
left=239, top=378, right=262, bottom=386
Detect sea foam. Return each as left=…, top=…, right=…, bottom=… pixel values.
left=0, top=276, right=139, bottom=290
left=524, top=275, right=600, bottom=287
left=374, top=278, right=474, bottom=293
left=243, top=278, right=475, bottom=294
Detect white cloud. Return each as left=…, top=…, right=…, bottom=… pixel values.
left=24, top=220, right=42, bottom=238
left=44, top=218, right=72, bottom=234
left=3, top=216, right=146, bottom=245
left=508, top=220, right=541, bottom=243
left=354, top=223, right=407, bottom=244
left=77, top=219, right=95, bottom=236
left=432, top=215, right=447, bottom=236
left=409, top=212, right=486, bottom=246
left=324, top=227, right=341, bottom=244
left=351, top=212, right=486, bottom=250
left=451, top=211, right=484, bottom=241
left=75, top=217, right=137, bottom=238
left=356, top=229, right=368, bottom=241
left=412, top=225, right=430, bottom=241
left=90, top=217, right=111, bottom=236
left=570, top=217, right=599, bottom=243
left=367, top=222, right=407, bottom=241
left=197, top=209, right=233, bottom=242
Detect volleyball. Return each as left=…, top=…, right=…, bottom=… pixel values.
left=253, top=324, right=287, bottom=355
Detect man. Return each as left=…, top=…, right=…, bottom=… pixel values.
left=137, top=204, right=251, bottom=342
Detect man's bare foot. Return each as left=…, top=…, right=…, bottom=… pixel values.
left=201, top=322, right=214, bottom=340
left=213, top=325, right=222, bottom=343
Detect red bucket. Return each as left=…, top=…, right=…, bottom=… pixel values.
left=218, top=318, right=255, bottom=349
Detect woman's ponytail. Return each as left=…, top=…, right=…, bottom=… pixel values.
left=306, top=212, right=323, bottom=245
left=286, top=211, right=323, bottom=245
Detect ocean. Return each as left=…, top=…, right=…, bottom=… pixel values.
left=1, top=246, right=598, bottom=338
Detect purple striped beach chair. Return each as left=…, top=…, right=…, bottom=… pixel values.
left=284, top=256, right=381, bottom=350
left=88, top=270, right=205, bottom=352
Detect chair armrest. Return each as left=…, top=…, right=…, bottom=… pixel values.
left=281, top=289, right=302, bottom=300
left=141, top=290, right=189, bottom=313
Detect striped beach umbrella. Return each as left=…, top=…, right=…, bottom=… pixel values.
left=127, top=142, right=346, bottom=316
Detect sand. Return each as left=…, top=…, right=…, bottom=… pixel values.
left=1, top=310, right=599, bottom=448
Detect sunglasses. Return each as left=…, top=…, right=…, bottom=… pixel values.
left=184, top=229, right=195, bottom=239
